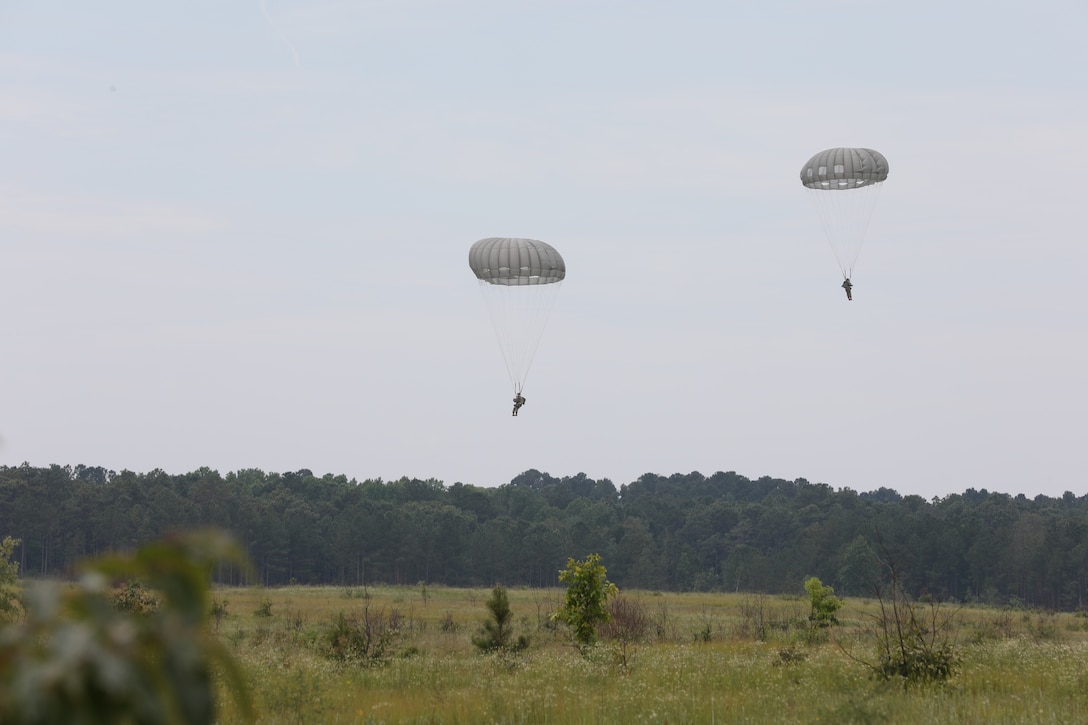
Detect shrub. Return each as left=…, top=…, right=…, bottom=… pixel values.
left=440, top=611, right=460, bottom=633
left=254, top=597, right=274, bottom=617
left=861, top=556, right=960, bottom=688
left=737, top=592, right=768, bottom=641
left=1025, top=611, right=1060, bottom=643
left=112, top=579, right=160, bottom=614
left=324, top=608, right=397, bottom=665
left=599, top=595, right=649, bottom=671
left=875, top=636, right=958, bottom=685
left=774, top=644, right=808, bottom=667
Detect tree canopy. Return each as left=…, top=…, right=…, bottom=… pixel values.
left=1, top=464, right=1086, bottom=610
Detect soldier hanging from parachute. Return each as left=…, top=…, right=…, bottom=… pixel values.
left=800, top=147, right=889, bottom=301
left=468, top=237, right=566, bottom=417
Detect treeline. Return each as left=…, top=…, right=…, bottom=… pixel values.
left=1, top=464, right=1086, bottom=609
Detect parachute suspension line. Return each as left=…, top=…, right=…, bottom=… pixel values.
left=800, top=148, right=888, bottom=299
left=805, top=180, right=883, bottom=280
left=260, top=0, right=301, bottom=67
left=469, top=237, right=566, bottom=400
left=477, top=279, right=562, bottom=394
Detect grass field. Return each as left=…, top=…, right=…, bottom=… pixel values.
left=205, top=585, right=1088, bottom=724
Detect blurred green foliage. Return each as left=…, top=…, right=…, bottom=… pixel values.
left=0, top=529, right=253, bottom=724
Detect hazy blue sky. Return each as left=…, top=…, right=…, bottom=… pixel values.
left=1, top=0, right=1085, bottom=499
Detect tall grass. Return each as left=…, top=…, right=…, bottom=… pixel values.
left=211, top=586, right=1088, bottom=724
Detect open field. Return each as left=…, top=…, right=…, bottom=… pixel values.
left=208, top=585, right=1088, bottom=724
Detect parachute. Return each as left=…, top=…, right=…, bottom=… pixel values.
left=800, top=147, right=889, bottom=284
left=468, top=237, right=566, bottom=394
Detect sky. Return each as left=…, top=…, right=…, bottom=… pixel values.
left=1, top=0, right=1085, bottom=500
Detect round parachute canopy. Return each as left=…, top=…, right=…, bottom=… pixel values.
left=468, top=238, right=566, bottom=394
left=468, top=237, right=566, bottom=285
left=799, top=147, right=889, bottom=280
left=800, top=148, right=889, bottom=190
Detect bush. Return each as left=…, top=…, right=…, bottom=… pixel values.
left=736, top=592, right=768, bottom=641
left=324, top=608, right=398, bottom=665
left=112, top=579, right=160, bottom=614
left=1025, top=611, right=1060, bottom=642
left=254, top=597, right=274, bottom=617
left=875, top=638, right=959, bottom=685
left=440, top=611, right=460, bottom=633
left=864, top=556, right=960, bottom=688
left=599, top=595, right=649, bottom=671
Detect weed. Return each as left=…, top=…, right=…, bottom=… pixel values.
left=440, top=611, right=460, bottom=633
left=737, top=592, right=768, bottom=641
left=774, top=644, right=808, bottom=666
left=1025, top=611, right=1060, bottom=642
left=211, top=597, right=229, bottom=633
left=254, top=597, right=273, bottom=617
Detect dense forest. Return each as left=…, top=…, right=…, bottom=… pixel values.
left=2, top=464, right=1086, bottom=610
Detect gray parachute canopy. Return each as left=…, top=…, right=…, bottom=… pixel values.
left=468, top=237, right=566, bottom=286
left=799, top=147, right=889, bottom=282
left=800, top=148, right=889, bottom=190
left=468, top=237, right=566, bottom=395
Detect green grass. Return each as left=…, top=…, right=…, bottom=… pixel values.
left=208, top=586, right=1088, bottom=724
